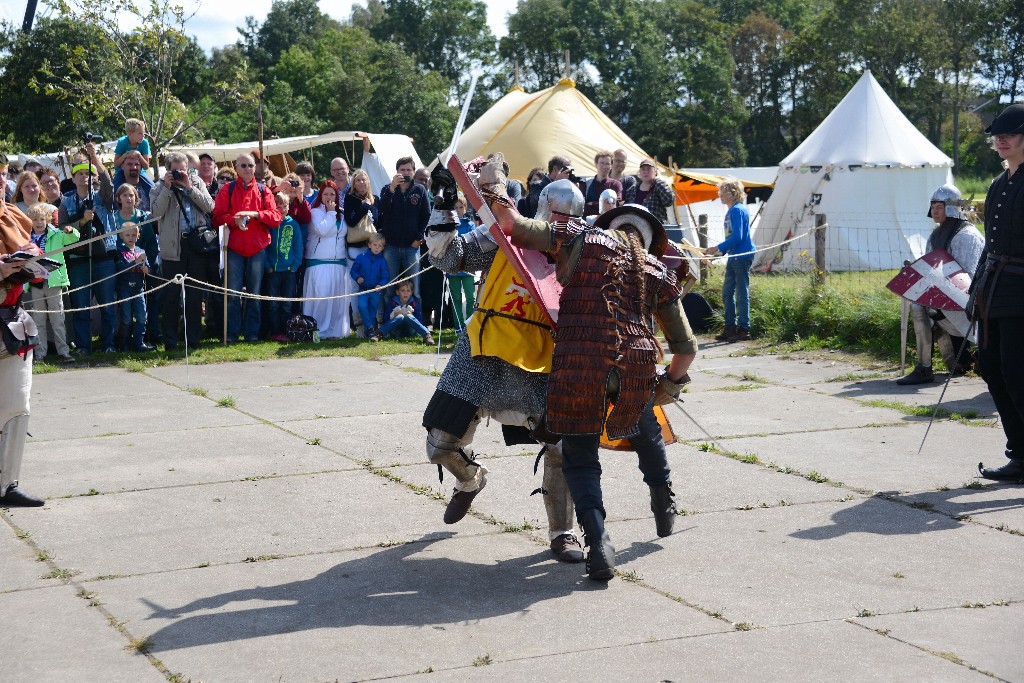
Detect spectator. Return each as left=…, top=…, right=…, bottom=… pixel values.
left=350, top=233, right=389, bottom=341
left=296, top=161, right=318, bottom=204
left=448, top=194, right=477, bottom=333
left=115, top=183, right=160, bottom=345
left=23, top=160, right=42, bottom=175
left=329, top=157, right=351, bottom=195
left=611, top=148, right=637, bottom=198
left=23, top=202, right=77, bottom=362
left=198, top=153, right=219, bottom=196
left=36, top=168, right=63, bottom=205
left=415, top=166, right=445, bottom=329
left=0, top=156, right=12, bottom=201
left=213, top=153, right=281, bottom=343
left=580, top=150, right=623, bottom=216
left=112, top=118, right=151, bottom=175
left=344, top=169, right=380, bottom=333
left=113, top=150, right=154, bottom=212
left=251, top=149, right=279, bottom=186
left=379, top=156, right=429, bottom=299
left=113, top=222, right=153, bottom=352
left=13, top=172, right=47, bottom=217
left=544, top=156, right=573, bottom=188
left=57, top=143, right=119, bottom=354
left=152, top=151, right=216, bottom=349
left=624, top=158, right=675, bottom=223
left=518, top=167, right=546, bottom=218
left=705, top=178, right=754, bottom=343
left=304, top=181, right=350, bottom=339
left=265, top=192, right=303, bottom=342
left=381, top=281, right=433, bottom=344
left=216, top=166, right=237, bottom=188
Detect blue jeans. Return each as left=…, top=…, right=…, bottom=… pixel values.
left=226, top=249, right=266, bottom=341
left=116, top=286, right=147, bottom=346
left=381, top=314, right=430, bottom=339
left=561, top=397, right=670, bottom=521
left=67, top=256, right=117, bottom=352
left=263, top=270, right=296, bottom=337
left=358, top=290, right=381, bottom=335
left=383, top=244, right=421, bottom=300
left=448, top=274, right=475, bottom=332
left=723, top=256, right=753, bottom=330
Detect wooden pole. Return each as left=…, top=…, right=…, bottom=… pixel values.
left=222, top=235, right=229, bottom=345
left=697, top=214, right=709, bottom=282
left=814, top=213, right=827, bottom=286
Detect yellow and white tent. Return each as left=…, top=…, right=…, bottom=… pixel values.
left=439, top=78, right=664, bottom=181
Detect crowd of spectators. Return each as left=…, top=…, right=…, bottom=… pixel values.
left=1, top=120, right=672, bottom=358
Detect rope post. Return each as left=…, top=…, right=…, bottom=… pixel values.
left=813, top=214, right=827, bottom=286
left=222, top=240, right=229, bottom=346
left=697, top=214, right=709, bottom=282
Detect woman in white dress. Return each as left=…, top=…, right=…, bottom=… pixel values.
left=303, top=181, right=350, bottom=339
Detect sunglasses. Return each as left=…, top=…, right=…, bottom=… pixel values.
left=217, top=175, right=233, bottom=182
left=238, top=163, right=255, bottom=168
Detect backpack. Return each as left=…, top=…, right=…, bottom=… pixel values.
left=286, top=314, right=319, bottom=343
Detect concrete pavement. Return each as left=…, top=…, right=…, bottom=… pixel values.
left=1, top=338, right=1021, bottom=682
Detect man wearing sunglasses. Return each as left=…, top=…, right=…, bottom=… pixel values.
left=212, top=154, right=283, bottom=342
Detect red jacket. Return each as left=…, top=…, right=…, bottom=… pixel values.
left=213, top=180, right=282, bottom=257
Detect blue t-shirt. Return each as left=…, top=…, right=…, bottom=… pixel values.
left=717, top=203, right=754, bottom=258
left=114, top=134, right=151, bottom=158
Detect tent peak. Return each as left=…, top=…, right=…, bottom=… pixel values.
left=556, top=77, right=577, bottom=89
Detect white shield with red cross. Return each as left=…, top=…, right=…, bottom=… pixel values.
left=886, top=249, right=971, bottom=311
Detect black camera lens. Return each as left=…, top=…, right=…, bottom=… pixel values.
left=289, top=179, right=300, bottom=187
left=172, top=169, right=185, bottom=180
left=403, top=175, right=412, bottom=182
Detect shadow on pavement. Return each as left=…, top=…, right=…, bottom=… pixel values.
left=138, top=533, right=663, bottom=652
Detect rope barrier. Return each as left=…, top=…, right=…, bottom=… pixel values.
left=703, top=222, right=829, bottom=263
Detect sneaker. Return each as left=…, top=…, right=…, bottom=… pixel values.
left=728, top=327, right=750, bottom=342
left=423, top=334, right=436, bottom=345
left=896, top=364, right=934, bottom=386
left=57, top=354, right=75, bottom=363
left=714, top=325, right=736, bottom=342
left=369, top=332, right=382, bottom=343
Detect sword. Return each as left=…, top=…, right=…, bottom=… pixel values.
left=917, top=320, right=976, bottom=454
left=670, top=398, right=717, bottom=446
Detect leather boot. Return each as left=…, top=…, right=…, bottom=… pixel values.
left=650, top=483, right=677, bottom=537
left=728, top=327, right=750, bottom=342
left=896, top=364, right=934, bottom=385
left=580, top=508, right=615, bottom=581
left=978, top=460, right=1024, bottom=483
left=715, top=325, right=736, bottom=342
left=443, top=478, right=486, bottom=524
left=0, top=486, right=44, bottom=507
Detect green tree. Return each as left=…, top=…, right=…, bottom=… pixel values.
left=238, top=0, right=342, bottom=75
left=979, top=0, right=1024, bottom=102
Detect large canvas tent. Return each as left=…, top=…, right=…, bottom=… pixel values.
left=437, top=79, right=665, bottom=180
left=753, top=71, right=953, bottom=272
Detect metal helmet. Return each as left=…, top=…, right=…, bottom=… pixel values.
left=536, top=179, right=584, bottom=222
left=598, top=188, right=618, bottom=214
left=928, top=183, right=965, bottom=221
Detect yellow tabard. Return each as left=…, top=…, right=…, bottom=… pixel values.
left=468, top=250, right=554, bottom=373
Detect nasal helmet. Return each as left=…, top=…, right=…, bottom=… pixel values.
left=536, top=179, right=584, bottom=222
left=928, top=183, right=965, bottom=221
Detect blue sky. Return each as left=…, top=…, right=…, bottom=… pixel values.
left=2, top=0, right=511, bottom=53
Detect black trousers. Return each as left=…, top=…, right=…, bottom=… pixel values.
left=162, top=247, right=219, bottom=346
left=977, top=315, right=1024, bottom=461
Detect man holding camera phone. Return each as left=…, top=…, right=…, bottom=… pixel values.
left=151, top=152, right=215, bottom=349
left=379, top=156, right=430, bottom=301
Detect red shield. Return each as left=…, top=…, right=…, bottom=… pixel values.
left=446, top=155, right=561, bottom=326
left=886, top=249, right=970, bottom=311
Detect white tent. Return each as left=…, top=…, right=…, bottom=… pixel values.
left=753, top=71, right=953, bottom=272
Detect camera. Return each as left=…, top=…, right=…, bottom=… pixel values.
left=171, top=169, right=186, bottom=181
left=83, top=132, right=104, bottom=143
left=402, top=174, right=412, bottom=182
left=564, top=166, right=581, bottom=184
left=288, top=179, right=300, bottom=188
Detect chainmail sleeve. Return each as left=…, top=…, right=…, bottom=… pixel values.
left=428, top=230, right=498, bottom=274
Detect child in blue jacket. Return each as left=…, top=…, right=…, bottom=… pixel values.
left=350, top=233, right=390, bottom=341
left=265, top=192, right=304, bottom=341
left=380, top=281, right=433, bottom=345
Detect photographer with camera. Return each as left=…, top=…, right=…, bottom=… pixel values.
left=57, top=141, right=119, bottom=354
left=151, top=152, right=215, bottom=350
left=378, top=156, right=430, bottom=301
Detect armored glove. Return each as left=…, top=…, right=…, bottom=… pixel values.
left=653, top=371, right=690, bottom=406
left=427, top=166, right=459, bottom=233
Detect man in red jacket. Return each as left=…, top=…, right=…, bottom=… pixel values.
left=213, top=153, right=282, bottom=342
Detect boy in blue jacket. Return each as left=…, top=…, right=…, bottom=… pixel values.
left=265, top=192, right=304, bottom=342
left=381, top=281, right=434, bottom=345
left=350, top=233, right=390, bottom=341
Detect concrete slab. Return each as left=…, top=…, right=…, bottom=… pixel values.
left=93, top=533, right=728, bottom=682
left=23, top=423, right=357, bottom=499
left=679, top=386, right=903, bottom=439
left=31, top=367, right=177, bottom=407
left=807, top=375, right=998, bottom=419
left=0, top=584, right=167, bottom=682
left=18, top=469, right=491, bottom=578
left=380, top=351, right=451, bottom=374
left=861, top=602, right=1024, bottom=681
left=695, top=353, right=869, bottom=387
left=609, top=497, right=1024, bottom=627
left=146, top=355, right=371, bottom=391
left=28, top=392, right=260, bottom=442
left=894, top=486, right=1024, bottom=534
left=0, top=521, right=61, bottom=593
left=398, top=620, right=989, bottom=682
left=723, top=421, right=1007, bottom=493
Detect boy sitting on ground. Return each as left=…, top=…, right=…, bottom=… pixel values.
left=381, top=281, right=434, bottom=344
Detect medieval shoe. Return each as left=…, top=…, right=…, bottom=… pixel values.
left=550, top=533, right=585, bottom=563
left=650, top=483, right=677, bottom=537
left=580, top=509, right=615, bottom=581
left=978, top=460, right=1024, bottom=483
left=714, top=325, right=736, bottom=342
left=896, top=364, right=934, bottom=385
left=443, top=478, right=487, bottom=524
left=0, top=486, right=45, bottom=507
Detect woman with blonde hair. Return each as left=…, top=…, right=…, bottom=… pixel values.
left=344, top=169, right=379, bottom=261
left=705, top=178, right=753, bottom=342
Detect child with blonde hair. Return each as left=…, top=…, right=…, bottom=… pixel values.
left=23, top=202, right=78, bottom=362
